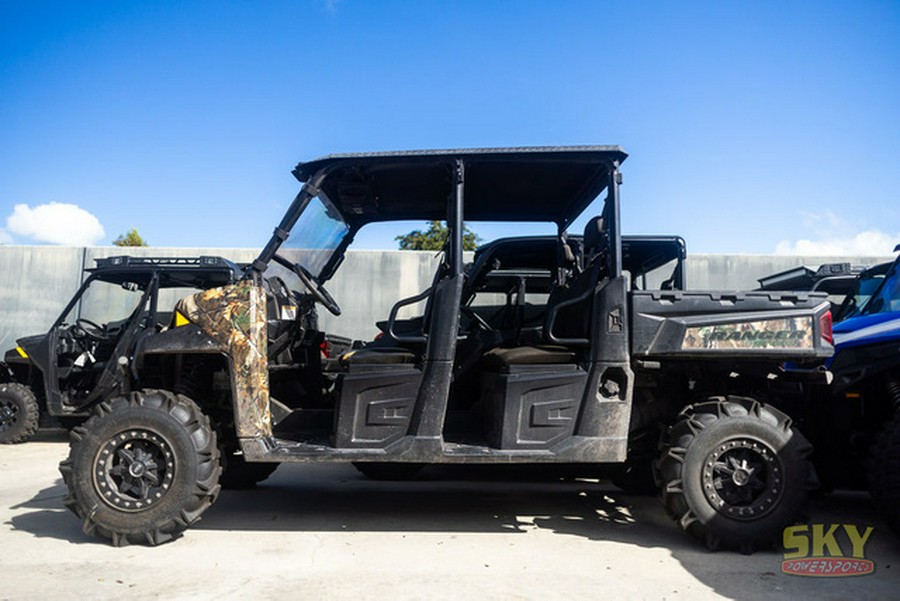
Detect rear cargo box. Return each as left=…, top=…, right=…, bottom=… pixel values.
left=630, top=290, right=832, bottom=359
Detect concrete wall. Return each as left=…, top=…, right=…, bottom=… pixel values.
left=684, top=254, right=895, bottom=290
left=0, top=245, right=892, bottom=353
left=0, top=247, right=85, bottom=351
left=0, top=246, right=443, bottom=352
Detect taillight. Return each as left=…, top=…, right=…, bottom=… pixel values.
left=819, top=311, right=833, bottom=345
left=320, top=340, right=330, bottom=358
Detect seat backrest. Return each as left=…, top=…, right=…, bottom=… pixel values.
left=582, top=215, right=608, bottom=268
left=264, top=276, right=302, bottom=359
left=543, top=216, right=609, bottom=343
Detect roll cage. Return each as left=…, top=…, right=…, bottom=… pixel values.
left=251, top=146, right=628, bottom=286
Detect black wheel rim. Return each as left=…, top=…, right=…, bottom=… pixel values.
left=94, top=429, right=175, bottom=512
left=0, top=398, right=18, bottom=432
left=701, top=437, right=784, bottom=520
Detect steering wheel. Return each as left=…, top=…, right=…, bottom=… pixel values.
left=272, top=254, right=341, bottom=316
left=74, top=318, right=108, bottom=341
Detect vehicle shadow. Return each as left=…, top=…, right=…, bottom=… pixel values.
left=10, top=463, right=897, bottom=599
left=200, top=463, right=658, bottom=537
left=8, top=480, right=89, bottom=545
left=199, top=463, right=899, bottom=599
left=28, top=428, right=70, bottom=443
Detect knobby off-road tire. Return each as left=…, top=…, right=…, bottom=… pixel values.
left=352, top=462, right=425, bottom=481
left=59, top=389, right=221, bottom=546
left=868, top=412, right=900, bottom=536
left=656, top=396, right=812, bottom=552
left=0, top=383, right=39, bottom=444
left=172, top=364, right=277, bottom=490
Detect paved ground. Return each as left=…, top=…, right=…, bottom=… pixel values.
left=1, top=431, right=898, bottom=600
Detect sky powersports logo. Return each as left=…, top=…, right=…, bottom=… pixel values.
left=782, top=524, right=875, bottom=577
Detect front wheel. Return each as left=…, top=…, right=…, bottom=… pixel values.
left=0, top=383, right=40, bottom=444
left=656, top=396, right=812, bottom=552
left=59, top=390, right=221, bottom=546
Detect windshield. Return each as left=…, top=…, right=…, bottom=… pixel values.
left=860, top=263, right=900, bottom=316
left=61, top=278, right=146, bottom=327
left=835, top=267, right=889, bottom=321
left=282, top=192, right=350, bottom=279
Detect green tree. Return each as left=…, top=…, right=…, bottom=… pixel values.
left=113, top=228, right=148, bottom=247
left=395, top=221, right=480, bottom=251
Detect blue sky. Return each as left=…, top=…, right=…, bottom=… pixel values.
left=1, top=1, right=898, bottom=254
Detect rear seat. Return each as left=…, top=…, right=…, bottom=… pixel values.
left=481, top=216, right=608, bottom=368
left=481, top=345, right=576, bottom=370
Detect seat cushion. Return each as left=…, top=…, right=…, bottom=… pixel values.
left=482, top=345, right=577, bottom=369
left=339, top=348, right=417, bottom=367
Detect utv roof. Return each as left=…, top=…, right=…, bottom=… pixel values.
left=292, top=146, right=627, bottom=227
left=86, top=256, right=243, bottom=289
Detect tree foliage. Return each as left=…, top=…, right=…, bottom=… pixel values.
left=113, top=228, right=148, bottom=247
left=395, top=221, right=480, bottom=251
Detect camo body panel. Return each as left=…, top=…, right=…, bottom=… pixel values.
left=683, top=317, right=814, bottom=350
left=175, top=283, right=271, bottom=437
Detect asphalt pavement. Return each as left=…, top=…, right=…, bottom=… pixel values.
left=1, top=431, right=898, bottom=600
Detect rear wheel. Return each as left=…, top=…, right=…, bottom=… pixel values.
left=0, top=383, right=39, bottom=444
left=59, top=389, right=221, bottom=546
left=656, top=396, right=812, bottom=552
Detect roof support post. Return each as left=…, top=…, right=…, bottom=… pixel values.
left=607, top=161, right=623, bottom=278
left=450, top=158, right=465, bottom=275
left=406, top=158, right=467, bottom=442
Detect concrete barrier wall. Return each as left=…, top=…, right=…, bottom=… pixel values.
left=0, top=246, right=892, bottom=353
left=683, top=254, right=895, bottom=290
left=0, top=247, right=85, bottom=351
left=0, top=246, right=444, bottom=352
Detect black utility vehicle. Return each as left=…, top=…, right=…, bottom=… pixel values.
left=0, top=255, right=243, bottom=444
left=59, top=147, right=833, bottom=550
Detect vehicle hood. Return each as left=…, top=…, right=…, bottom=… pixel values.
left=5, top=334, right=44, bottom=363
left=832, top=311, right=900, bottom=349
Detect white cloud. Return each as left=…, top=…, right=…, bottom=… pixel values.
left=775, top=210, right=900, bottom=257
left=0, top=228, right=12, bottom=244
left=775, top=231, right=897, bottom=256
left=6, top=202, right=105, bottom=246
left=775, top=210, right=898, bottom=256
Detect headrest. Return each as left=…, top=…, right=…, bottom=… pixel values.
left=583, top=216, right=605, bottom=251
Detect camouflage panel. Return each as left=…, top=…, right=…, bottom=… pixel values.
left=175, top=282, right=271, bottom=437
left=683, top=317, right=814, bottom=351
